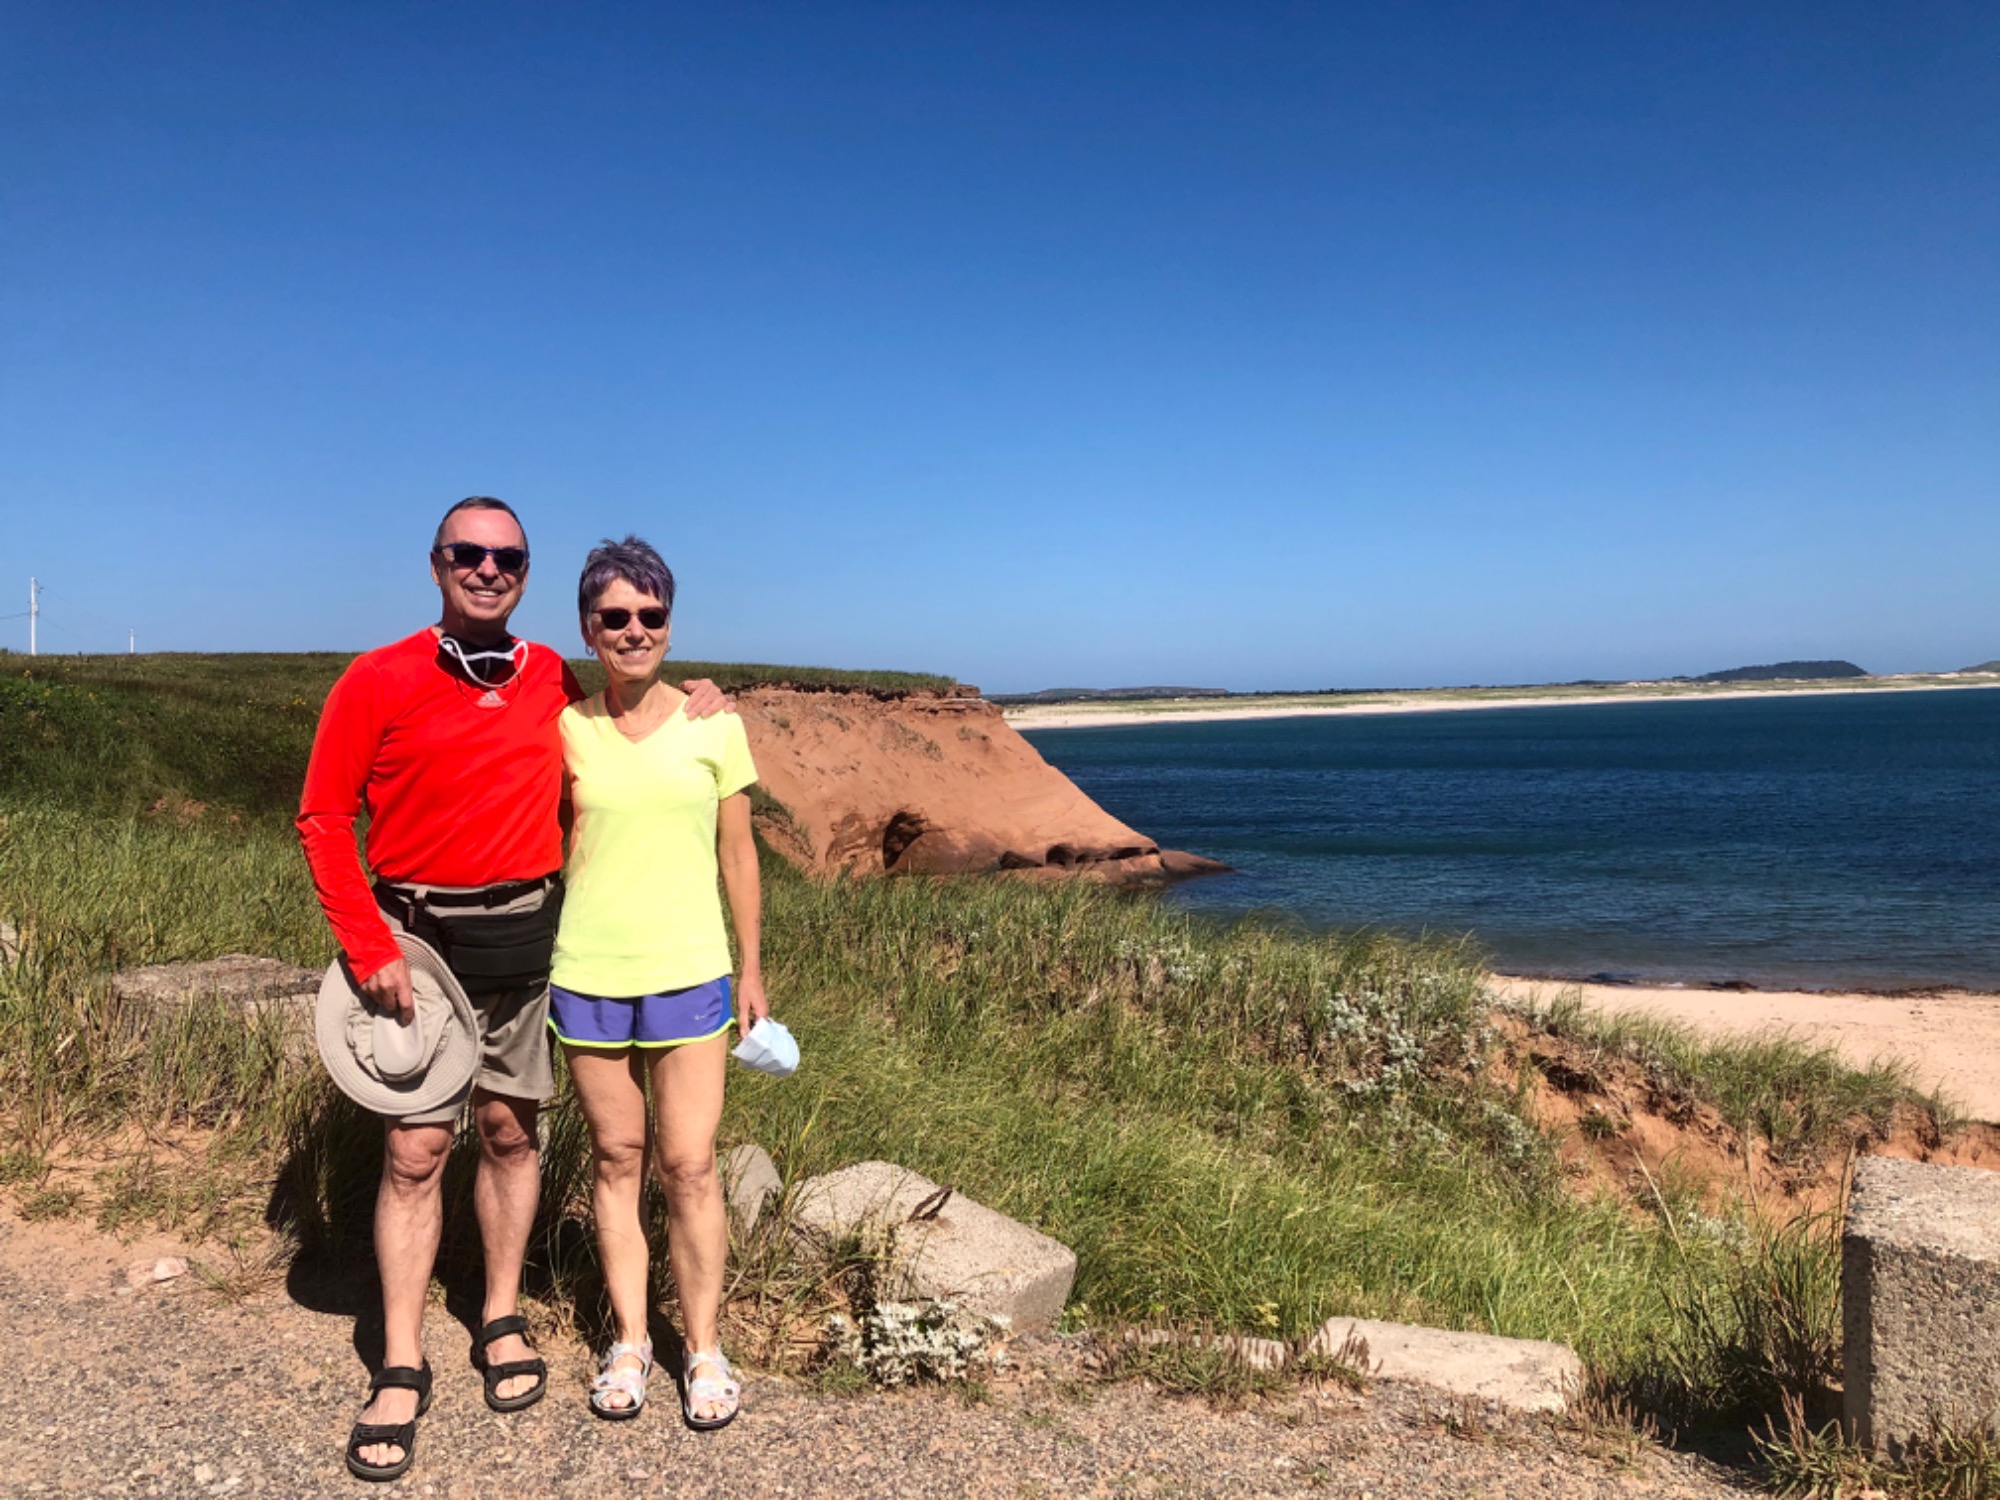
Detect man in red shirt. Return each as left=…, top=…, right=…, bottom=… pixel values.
left=298, top=497, right=727, bottom=1481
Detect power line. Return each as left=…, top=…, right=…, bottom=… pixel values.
left=18, top=580, right=138, bottom=655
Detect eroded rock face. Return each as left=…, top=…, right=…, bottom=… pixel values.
left=735, top=689, right=1224, bottom=885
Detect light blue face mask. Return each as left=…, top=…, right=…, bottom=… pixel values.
left=438, top=633, right=527, bottom=688
left=732, top=1018, right=800, bottom=1077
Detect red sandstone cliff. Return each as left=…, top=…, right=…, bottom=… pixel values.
left=734, top=687, right=1224, bottom=885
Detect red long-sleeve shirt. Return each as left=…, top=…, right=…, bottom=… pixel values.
left=297, top=630, right=583, bottom=982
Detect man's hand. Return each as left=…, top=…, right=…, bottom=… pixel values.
left=361, top=956, right=416, bottom=1024
left=681, top=677, right=734, bottom=719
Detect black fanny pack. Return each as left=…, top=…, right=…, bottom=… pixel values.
left=374, top=876, right=565, bottom=996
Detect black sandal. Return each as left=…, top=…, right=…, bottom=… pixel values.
left=345, top=1360, right=433, bottom=1483
left=472, top=1314, right=548, bottom=1413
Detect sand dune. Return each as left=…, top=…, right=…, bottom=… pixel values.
left=1492, top=975, right=2000, bottom=1124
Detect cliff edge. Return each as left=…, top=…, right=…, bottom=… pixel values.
left=735, top=687, right=1224, bottom=885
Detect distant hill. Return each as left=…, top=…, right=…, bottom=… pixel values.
left=1964, top=661, right=2000, bottom=674
left=989, top=686, right=1231, bottom=705
left=1697, top=660, right=1867, bottom=684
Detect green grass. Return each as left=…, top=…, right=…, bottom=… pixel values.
left=0, top=651, right=956, bottom=816
left=1759, top=1396, right=2000, bottom=1498
left=0, top=655, right=1958, bottom=1460
left=570, top=658, right=957, bottom=698
left=0, top=800, right=1878, bottom=1403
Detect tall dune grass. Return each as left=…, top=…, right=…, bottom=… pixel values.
left=0, top=804, right=1744, bottom=1387
left=0, top=656, right=1954, bottom=1445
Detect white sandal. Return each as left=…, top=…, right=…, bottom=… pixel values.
left=589, top=1339, right=652, bottom=1421
left=681, top=1347, right=740, bottom=1431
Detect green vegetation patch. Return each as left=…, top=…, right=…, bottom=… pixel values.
left=0, top=652, right=954, bottom=817
left=0, top=653, right=1956, bottom=1455
left=0, top=800, right=1906, bottom=1426
left=569, top=658, right=956, bottom=698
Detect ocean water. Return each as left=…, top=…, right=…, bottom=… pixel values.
left=1023, top=688, right=2000, bottom=992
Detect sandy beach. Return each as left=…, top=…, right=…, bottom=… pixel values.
left=1004, top=676, right=1999, bottom=730
left=1492, top=975, right=2000, bottom=1124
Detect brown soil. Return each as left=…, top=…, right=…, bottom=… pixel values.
left=1500, top=1015, right=2000, bottom=1222
left=737, top=688, right=1226, bottom=885
left=0, top=1203, right=1746, bottom=1499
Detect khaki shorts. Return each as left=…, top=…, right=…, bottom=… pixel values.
left=377, top=880, right=557, bottom=1127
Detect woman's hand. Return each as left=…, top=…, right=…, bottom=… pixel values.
left=735, top=970, right=770, bottom=1039
left=716, top=791, right=765, bottom=1041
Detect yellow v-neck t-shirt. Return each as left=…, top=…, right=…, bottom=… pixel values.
left=550, top=694, right=758, bottom=997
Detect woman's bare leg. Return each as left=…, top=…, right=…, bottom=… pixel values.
left=565, top=1046, right=653, bottom=1406
left=648, top=1033, right=730, bottom=1412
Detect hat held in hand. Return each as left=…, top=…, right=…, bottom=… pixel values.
left=315, top=933, right=479, bottom=1115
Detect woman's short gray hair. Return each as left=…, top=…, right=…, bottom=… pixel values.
left=577, top=535, right=677, bottom=623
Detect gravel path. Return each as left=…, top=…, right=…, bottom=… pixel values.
left=0, top=1210, right=1754, bottom=1499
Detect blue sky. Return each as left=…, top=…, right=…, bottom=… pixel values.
left=3, top=2, right=1994, bottom=691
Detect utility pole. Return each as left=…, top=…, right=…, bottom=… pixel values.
left=29, top=577, right=40, bottom=657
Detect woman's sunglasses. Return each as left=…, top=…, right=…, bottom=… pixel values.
left=595, top=607, right=668, bottom=632
left=436, top=542, right=529, bottom=574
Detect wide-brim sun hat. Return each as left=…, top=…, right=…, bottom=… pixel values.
left=315, top=932, right=479, bottom=1115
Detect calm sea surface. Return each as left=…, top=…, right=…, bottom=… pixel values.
left=1023, top=688, right=2000, bottom=991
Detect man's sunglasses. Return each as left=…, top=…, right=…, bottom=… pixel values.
left=436, top=542, right=529, bottom=573
left=595, top=607, right=668, bottom=632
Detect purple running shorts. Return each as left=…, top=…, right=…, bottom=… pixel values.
left=548, top=976, right=733, bottom=1049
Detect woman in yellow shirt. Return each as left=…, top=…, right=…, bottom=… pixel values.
left=549, top=535, right=767, bottom=1430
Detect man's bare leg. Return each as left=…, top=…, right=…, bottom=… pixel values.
left=355, top=1120, right=452, bottom=1470
left=473, top=1089, right=542, bottom=1400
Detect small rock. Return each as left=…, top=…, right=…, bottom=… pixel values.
left=127, top=1256, right=188, bottom=1289
left=1304, top=1316, right=1581, bottom=1414
left=192, top=1465, right=216, bottom=1485
left=792, top=1161, right=1077, bottom=1332
left=721, top=1143, right=781, bottom=1236
left=110, top=955, right=320, bottom=1057
left=111, top=954, right=320, bottom=1009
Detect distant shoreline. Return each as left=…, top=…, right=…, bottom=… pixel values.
left=1005, top=675, right=1999, bottom=730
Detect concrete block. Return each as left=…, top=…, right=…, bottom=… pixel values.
left=792, top=1161, right=1076, bottom=1332
left=721, top=1142, right=781, bottom=1236
left=1844, top=1156, right=2000, bottom=1454
left=111, top=955, right=322, bottom=1054
left=1305, top=1317, right=1580, bottom=1414
left=112, top=954, right=321, bottom=1013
